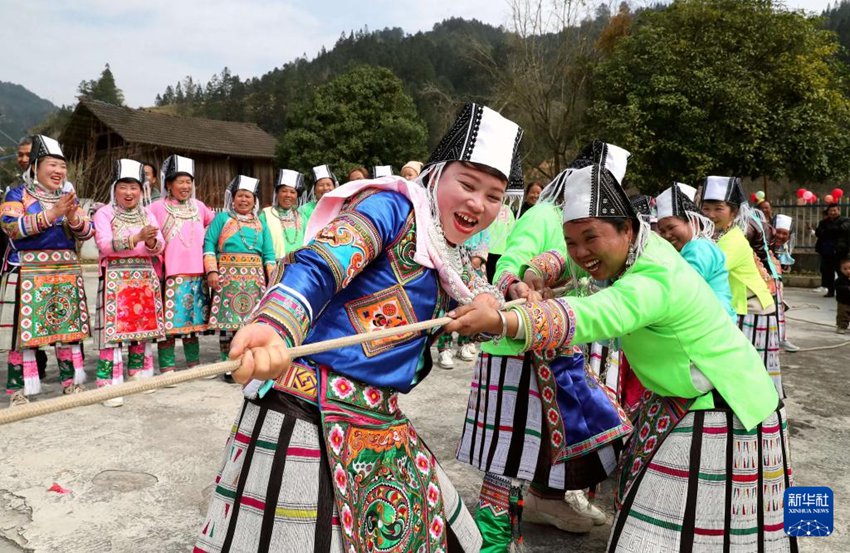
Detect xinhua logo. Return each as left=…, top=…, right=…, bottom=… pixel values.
left=784, top=486, right=833, bottom=537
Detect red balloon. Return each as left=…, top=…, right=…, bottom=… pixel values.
left=796, top=188, right=807, bottom=198
left=832, top=187, right=844, bottom=200
left=750, top=193, right=758, bottom=203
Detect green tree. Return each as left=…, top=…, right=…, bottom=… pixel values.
left=591, top=0, right=850, bottom=194
left=277, top=65, right=428, bottom=176
left=78, top=63, right=125, bottom=106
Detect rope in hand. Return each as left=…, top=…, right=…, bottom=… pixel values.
left=0, top=292, right=546, bottom=426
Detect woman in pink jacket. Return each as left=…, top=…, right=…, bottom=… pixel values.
left=92, top=160, right=166, bottom=406
left=148, top=155, right=215, bottom=373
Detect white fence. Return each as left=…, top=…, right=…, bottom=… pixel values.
left=771, top=201, right=850, bottom=251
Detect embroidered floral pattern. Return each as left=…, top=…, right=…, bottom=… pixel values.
left=344, top=285, right=419, bottom=357
left=311, top=211, right=381, bottom=291
left=616, top=392, right=693, bottom=509
left=528, top=249, right=568, bottom=287
left=386, top=213, right=425, bottom=284
left=514, top=297, right=576, bottom=354
left=101, top=257, right=164, bottom=346
left=321, top=369, right=448, bottom=552
left=329, top=424, right=345, bottom=456
left=330, top=376, right=355, bottom=400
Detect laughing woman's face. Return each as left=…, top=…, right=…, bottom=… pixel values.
left=435, top=162, right=507, bottom=246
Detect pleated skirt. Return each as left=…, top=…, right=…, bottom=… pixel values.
left=196, top=390, right=480, bottom=552
left=608, top=401, right=797, bottom=552
left=738, top=312, right=783, bottom=398
left=457, top=353, right=622, bottom=490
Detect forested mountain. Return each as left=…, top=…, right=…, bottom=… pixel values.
left=155, top=18, right=511, bottom=148
left=823, top=1, right=850, bottom=61
left=0, top=82, right=57, bottom=147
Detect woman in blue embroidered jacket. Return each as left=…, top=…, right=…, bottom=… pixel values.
left=0, top=135, right=94, bottom=407
left=195, top=103, right=523, bottom=553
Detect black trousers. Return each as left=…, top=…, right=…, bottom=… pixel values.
left=820, top=254, right=840, bottom=293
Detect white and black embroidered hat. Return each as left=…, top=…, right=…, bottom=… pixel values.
left=426, top=102, right=523, bottom=183
left=110, top=159, right=145, bottom=206
left=630, top=195, right=654, bottom=223
left=560, top=140, right=632, bottom=223
left=372, top=165, right=393, bottom=178
left=774, top=214, right=792, bottom=231
left=311, top=164, right=338, bottom=185
left=112, top=159, right=144, bottom=185
left=227, top=175, right=261, bottom=198
left=656, top=182, right=699, bottom=220
left=28, top=135, right=65, bottom=166
left=701, top=176, right=747, bottom=206
left=160, top=154, right=195, bottom=197
left=225, top=175, right=261, bottom=214
left=275, top=169, right=305, bottom=192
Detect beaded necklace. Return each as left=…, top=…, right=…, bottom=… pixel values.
left=229, top=210, right=259, bottom=251
left=163, top=197, right=199, bottom=248
left=112, top=204, right=148, bottom=242
left=273, top=206, right=302, bottom=248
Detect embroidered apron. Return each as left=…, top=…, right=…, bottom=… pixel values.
left=318, top=367, right=449, bottom=552
left=16, top=250, right=90, bottom=348
left=100, top=256, right=164, bottom=345
left=209, top=253, right=265, bottom=330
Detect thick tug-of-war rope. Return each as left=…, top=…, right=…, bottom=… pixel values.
left=0, top=293, right=545, bottom=426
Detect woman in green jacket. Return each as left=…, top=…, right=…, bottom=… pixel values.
left=299, top=164, right=337, bottom=226
left=458, top=143, right=634, bottom=550
left=259, top=169, right=306, bottom=259
left=446, top=158, right=794, bottom=552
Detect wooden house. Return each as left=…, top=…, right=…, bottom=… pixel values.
left=60, top=98, right=277, bottom=207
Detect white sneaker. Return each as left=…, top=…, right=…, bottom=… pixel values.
left=812, top=286, right=827, bottom=294
left=523, top=492, right=594, bottom=533
left=459, top=343, right=478, bottom=361
left=779, top=340, right=800, bottom=352
left=564, top=490, right=608, bottom=526
left=9, top=390, right=29, bottom=408
left=438, top=350, right=455, bottom=369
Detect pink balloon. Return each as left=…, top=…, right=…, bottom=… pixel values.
left=825, top=194, right=835, bottom=204
left=803, top=191, right=814, bottom=201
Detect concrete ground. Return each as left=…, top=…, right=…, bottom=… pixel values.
left=0, top=284, right=848, bottom=552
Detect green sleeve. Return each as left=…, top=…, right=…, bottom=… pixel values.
left=494, top=203, right=565, bottom=281
left=203, top=212, right=226, bottom=256
left=567, top=272, right=668, bottom=345
left=261, top=219, right=276, bottom=264
left=299, top=201, right=316, bottom=227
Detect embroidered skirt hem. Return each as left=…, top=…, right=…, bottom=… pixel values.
left=608, top=402, right=796, bottom=552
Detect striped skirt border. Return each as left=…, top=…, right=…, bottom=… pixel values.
left=738, top=312, right=783, bottom=398
left=457, top=353, right=621, bottom=490
left=608, top=403, right=797, bottom=552
left=196, top=390, right=480, bottom=552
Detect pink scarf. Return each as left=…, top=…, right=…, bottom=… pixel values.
left=305, top=176, right=473, bottom=304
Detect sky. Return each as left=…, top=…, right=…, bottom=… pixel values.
left=0, top=0, right=838, bottom=108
